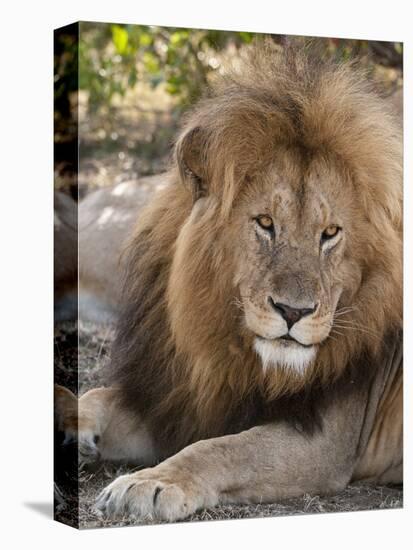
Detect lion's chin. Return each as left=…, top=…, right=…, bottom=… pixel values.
left=254, top=337, right=317, bottom=374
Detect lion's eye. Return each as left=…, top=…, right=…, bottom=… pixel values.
left=321, top=225, right=341, bottom=242
left=256, top=215, right=274, bottom=231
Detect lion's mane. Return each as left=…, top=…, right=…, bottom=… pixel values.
left=109, top=42, right=402, bottom=458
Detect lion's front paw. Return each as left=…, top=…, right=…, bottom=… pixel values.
left=95, top=468, right=207, bottom=522
left=78, top=429, right=101, bottom=465
left=54, top=385, right=102, bottom=466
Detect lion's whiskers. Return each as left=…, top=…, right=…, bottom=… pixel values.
left=330, top=322, right=381, bottom=341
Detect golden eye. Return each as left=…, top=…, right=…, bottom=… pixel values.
left=256, top=215, right=274, bottom=231
left=321, top=225, right=341, bottom=241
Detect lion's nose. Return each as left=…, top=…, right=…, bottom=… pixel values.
left=268, top=297, right=317, bottom=330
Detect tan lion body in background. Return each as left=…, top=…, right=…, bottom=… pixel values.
left=56, top=43, right=403, bottom=522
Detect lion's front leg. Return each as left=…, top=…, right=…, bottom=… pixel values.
left=55, top=385, right=118, bottom=464
left=96, top=405, right=362, bottom=521
left=55, top=385, right=156, bottom=466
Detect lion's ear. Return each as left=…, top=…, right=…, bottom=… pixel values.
left=175, top=126, right=208, bottom=201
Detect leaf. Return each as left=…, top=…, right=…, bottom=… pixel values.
left=139, top=32, right=152, bottom=47
left=112, top=25, right=129, bottom=55
left=238, top=32, right=254, bottom=44
left=166, top=82, right=179, bottom=95
left=170, top=30, right=189, bottom=46
left=143, top=51, right=159, bottom=74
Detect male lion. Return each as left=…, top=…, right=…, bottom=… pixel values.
left=57, top=42, right=403, bottom=522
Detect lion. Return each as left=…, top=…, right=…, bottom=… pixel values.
left=78, top=176, right=164, bottom=323
left=54, top=190, right=77, bottom=321
left=56, top=42, right=403, bottom=522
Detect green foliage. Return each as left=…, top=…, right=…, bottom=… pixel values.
left=56, top=24, right=402, bottom=119
left=78, top=23, right=256, bottom=112
left=54, top=29, right=79, bottom=119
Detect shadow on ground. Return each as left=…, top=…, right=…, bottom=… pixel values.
left=24, top=502, right=54, bottom=520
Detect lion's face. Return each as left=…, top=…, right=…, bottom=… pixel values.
left=233, top=152, right=361, bottom=373
left=168, top=45, right=401, bottom=402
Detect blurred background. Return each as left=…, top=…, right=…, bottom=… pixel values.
left=54, top=23, right=403, bottom=200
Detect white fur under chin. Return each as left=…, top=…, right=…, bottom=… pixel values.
left=254, top=338, right=317, bottom=375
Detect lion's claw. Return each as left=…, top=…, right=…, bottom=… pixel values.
left=95, top=471, right=200, bottom=522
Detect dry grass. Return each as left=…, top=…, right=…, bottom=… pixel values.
left=54, top=321, right=403, bottom=530
left=77, top=464, right=402, bottom=529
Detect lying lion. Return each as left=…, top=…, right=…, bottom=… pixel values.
left=56, top=42, right=403, bottom=522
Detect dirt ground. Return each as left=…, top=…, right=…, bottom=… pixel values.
left=54, top=321, right=403, bottom=530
